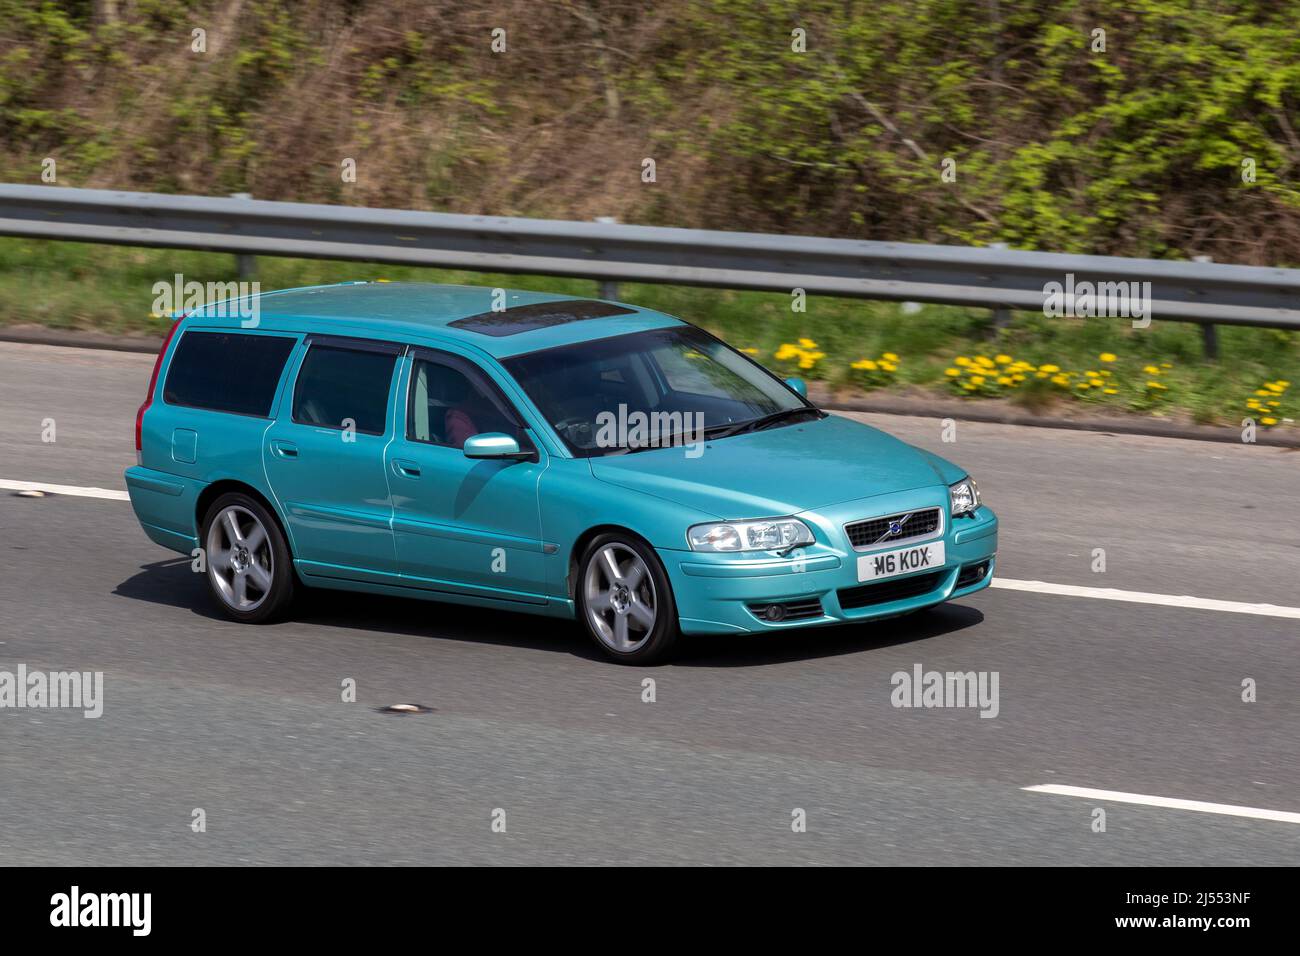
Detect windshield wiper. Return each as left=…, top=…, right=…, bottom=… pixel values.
left=608, top=408, right=820, bottom=453
left=619, top=427, right=720, bottom=454
left=708, top=406, right=822, bottom=439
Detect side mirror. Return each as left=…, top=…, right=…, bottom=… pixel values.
left=784, top=376, right=807, bottom=397
left=463, top=432, right=527, bottom=460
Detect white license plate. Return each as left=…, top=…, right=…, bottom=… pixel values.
left=856, top=541, right=945, bottom=582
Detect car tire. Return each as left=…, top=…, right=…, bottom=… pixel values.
left=577, top=533, right=680, bottom=665
left=200, top=492, right=295, bottom=624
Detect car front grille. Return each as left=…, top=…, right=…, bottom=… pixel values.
left=845, top=507, right=942, bottom=550
left=837, top=570, right=946, bottom=610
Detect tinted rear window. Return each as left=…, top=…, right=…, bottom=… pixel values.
left=292, top=344, right=397, bottom=435
left=163, top=331, right=296, bottom=416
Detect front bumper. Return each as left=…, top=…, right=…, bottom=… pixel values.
left=662, top=494, right=998, bottom=635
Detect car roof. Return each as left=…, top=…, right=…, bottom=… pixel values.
left=184, top=281, right=685, bottom=358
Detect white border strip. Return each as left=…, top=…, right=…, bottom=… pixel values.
left=992, top=577, right=1300, bottom=620
left=1024, top=784, right=1300, bottom=824
left=0, top=478, right=128, bottom=501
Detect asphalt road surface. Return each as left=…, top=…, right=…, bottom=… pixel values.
left=1, top=341, right=1297, bottom=865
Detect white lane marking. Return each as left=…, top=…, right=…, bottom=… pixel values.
left=1024, top=784, right=1300, bottom=825
left=992, top=577, right=1300, bottom=620
left=4, top=477, right=1300, bottom=621
left=0, top=478, right=128, bottom=501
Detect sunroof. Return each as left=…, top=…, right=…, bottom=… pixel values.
left=448, top=300, right=636, bottom=337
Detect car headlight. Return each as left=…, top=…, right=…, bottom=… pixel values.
left=687, top=518, right=815, bottom=552
left=949, top=476, right=981, bottom=516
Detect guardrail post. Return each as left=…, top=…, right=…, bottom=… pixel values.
left=594, top=217, right=619, bottom=301
left=1201, top=323, right=1219, bottom=360
left=986, top=243, right=1012, bottom=338
left=989, top=306, right=1012, bottom=336
left=1192, top=256, right=1218, bottom=360
left=232, top=193, right=257, bottom=282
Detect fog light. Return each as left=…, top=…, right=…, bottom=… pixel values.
left=764, top=604, right=787, bottom=622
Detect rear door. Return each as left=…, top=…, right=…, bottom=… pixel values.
left=386, top=347, right=549, bottom=603
left=263, top=335, right=402, bottom=583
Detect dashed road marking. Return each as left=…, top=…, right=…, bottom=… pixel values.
left=992, top=577, right=1300, bottom=620
left=1024, top=784, right=1300, bottom=825
left=7, top=476, right=1300, bottom=621
left=0, top=478, right=129, bottom=501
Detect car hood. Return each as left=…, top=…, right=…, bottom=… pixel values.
left=588, top=413, right=948, bottom=518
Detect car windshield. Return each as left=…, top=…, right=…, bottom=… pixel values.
left=502, top=325, right=818, bottom=457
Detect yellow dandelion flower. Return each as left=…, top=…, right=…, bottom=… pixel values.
left=969, top=375, right=986, bottom=386
left=882, top=352, right=899, bottom=362
left=798, top=337, right=817, bottom=349
left=1143, top=365, right=1160, bottom=375
left=1103, top=388, right=1117, bottom=394
left=944, top=367, right=961, bottom=377
left=1099, top=353, right=1116, bottom=363
left=1040, top=364, right=1060, bottom=374
left=1262, top=417, right=1279, bottom=425
left=995, top=354, right=1012, bottom=365
left=955, top=356, right=971, bottom=367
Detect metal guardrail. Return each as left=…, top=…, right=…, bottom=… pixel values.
left=1, top=185, right=1298, bottom=353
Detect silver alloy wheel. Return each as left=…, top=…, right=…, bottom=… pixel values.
left=206, top=505, right=274, bottom=612
left=583, top=543, right=657, bottom=653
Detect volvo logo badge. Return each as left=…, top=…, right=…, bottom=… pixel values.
left=888, top=520, right=903, bottom=535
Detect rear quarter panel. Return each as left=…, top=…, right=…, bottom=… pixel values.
left=128, top=323, right=304, bottom=549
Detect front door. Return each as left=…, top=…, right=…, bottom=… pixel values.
left=386, top=348, right=548, bottom=603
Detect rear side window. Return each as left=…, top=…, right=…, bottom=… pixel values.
left=292, top=343, right=398, bottom=435
left=163, top=331, right=296, bottom=416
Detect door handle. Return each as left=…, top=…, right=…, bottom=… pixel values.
left=392, top=458, right=421, bottom=478
left=270, top=440, right=299, bottom=459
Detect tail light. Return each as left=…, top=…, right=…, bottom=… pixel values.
left=136, top=317, right=182, bottom=462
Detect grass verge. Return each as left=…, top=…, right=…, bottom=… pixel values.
left=2, top=237, right=1295, bottom=430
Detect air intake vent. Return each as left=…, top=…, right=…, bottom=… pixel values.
left=837, top=571, right=945, bottom=610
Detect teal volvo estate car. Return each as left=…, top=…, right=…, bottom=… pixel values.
left=126, top=282, right=997, bottom=663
